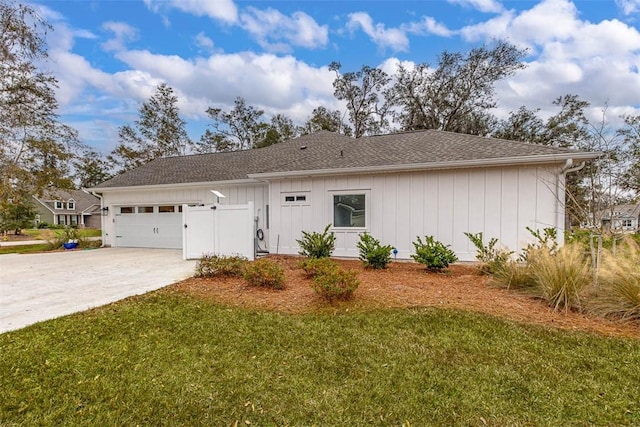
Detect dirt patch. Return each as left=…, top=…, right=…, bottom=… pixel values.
left=169, top=255, right=640, bottom=339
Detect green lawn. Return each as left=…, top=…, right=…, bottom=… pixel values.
left=0, top=243, right=51, bottom=255
left=21, top=228, right=102, bottom=240
left=1, top=293, right=639, bottom=426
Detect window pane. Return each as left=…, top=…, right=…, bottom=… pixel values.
left=120, top=207, right=134, bottom=214
left=284, top=196, right=295, bottom=202
left=159, top=205, right=175, bottom=213
left=68, top=203, right=75, bottom=210
left=296, top=195, right=306, bottom=201
left=333, top=194, right=365, bottom=227
left=70, top=215, right=78, bottom=225
left=138, top=206, right=154, bottom=213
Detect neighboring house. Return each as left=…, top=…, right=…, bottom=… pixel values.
left=599, top=204, right=640, bottom=233
left=91, top=130, right=599, bottom=261
left=33, top=189, right=102, bottom=228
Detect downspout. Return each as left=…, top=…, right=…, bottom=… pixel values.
left=557, top=159, right=586, bottom=245
left=82, top=188, right=106, bottom=248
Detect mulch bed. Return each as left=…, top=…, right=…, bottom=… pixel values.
left=168, top=255, right=640, bottom=339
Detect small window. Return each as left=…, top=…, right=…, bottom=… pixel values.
left=120, top=207, right=135, bottom=214
left=333, top=194, right=366, bottom=228
left=67, top=200, right=75, bottom=210
left=159, top=205, right=175, bottom=213
left=70, top=215, right=78, bottom=226
left=54, top=201, right=63, bottom=209
left=138, top=206, right=154, bottom=213
left=622, top=219, right=633, bottom=227
left=282, top=193, right=310, bottom=205
left=57, top=215, right=67, bottom=225
left=178, top=205, right=183, bottom=213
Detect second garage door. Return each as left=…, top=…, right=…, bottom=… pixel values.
left=115, top=205, right=182, bottom=249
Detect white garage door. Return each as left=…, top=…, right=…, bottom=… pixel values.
left=115, top=205, right=182, bottom=249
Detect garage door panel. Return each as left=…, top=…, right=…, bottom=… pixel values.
left=115, top=208, right=182, bottom=249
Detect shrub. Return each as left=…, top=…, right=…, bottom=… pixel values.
left=195, top=254, right=248, bottom=278
left=37, top=222, right=49, bottom=229
left=296, top=224, right=336, bottom=258
left=311, top=268, right=360, bottom=301
left=298, top=257, right=339, bottom=278
left=519, top=227, right=558, bottom=262
left=463, top=232, right=513, bottom=275
left=411, top=235, right=458, bottom=272
left=357, top=232, right=392, bottom=269
left=243, top=258, right=285, bottom=289
left=528, top=244, right=591, bottom=312
left=589, top=238, right=640, bottom=322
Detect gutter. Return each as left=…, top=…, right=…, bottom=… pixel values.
left=249, top=152, right=601, bottom=180
left=90, top=178, right=261, bottom=193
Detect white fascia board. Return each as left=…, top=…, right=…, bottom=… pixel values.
left=248, top=152, right=601, bottom=179
left=89, top=178, right=262, bottom=193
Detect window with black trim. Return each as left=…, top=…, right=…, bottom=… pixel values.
left=159, top=205, right=175, bottom=213
left=120, top=207, right=134, bottom=214
left=282, top=192, right=310, bottom=205
left=333, top=194, right=365, bottom=227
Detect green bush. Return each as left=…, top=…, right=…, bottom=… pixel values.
left=195, top=254, right=248, bottom=278
left=243, top=258, right=285, bottom=289
left=298, top=257, right=339, bottom=278
left=411, top=235, right=458, bottom=272
left=589, top=238, right=640, bottom=322
left=519, top=227, right=558, bottom=262
left=357, top=232, right=392, bottom=269
left=464, top=231, right=513, bottom=275
left=37, top=222, right=49, bottom=229
left=296, top=224, right=336, bottom=258
left=528, top=244, right=591, bottom=312
left=311, top=268, right=360, bottom=301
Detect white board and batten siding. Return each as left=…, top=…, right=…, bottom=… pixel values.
left=100, top=183, right=268, bottom=249
left=268, top=165, right=563, bottom=261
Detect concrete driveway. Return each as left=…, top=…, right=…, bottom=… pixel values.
left=0, top=248, right=196, bottom=333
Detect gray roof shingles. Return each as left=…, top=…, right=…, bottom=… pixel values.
left=94, top=130, right=598, bottom=189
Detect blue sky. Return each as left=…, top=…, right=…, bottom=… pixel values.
left=34, top=0, right=640, bottom=153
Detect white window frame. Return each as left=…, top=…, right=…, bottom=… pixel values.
left=67, top=199, right=75, bottom=210
left=328, top=189, right=370, bottom=230
left=54, top=201, right=63, bottom=210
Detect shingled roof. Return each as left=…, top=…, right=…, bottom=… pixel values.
left=94, top=130, right=600, bottom=189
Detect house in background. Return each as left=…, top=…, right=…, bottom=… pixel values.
left=599, top=204, right=640, bottom=233
left=33, top=189, right=102, bottom=228
left=91, top=130, right=600, bottom=261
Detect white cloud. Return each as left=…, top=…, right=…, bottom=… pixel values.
left=403, top=17, right=454, bottom=37
left=616, top=0, right=640, bottom=15
left=347, top=12, right=409, bottom=52
left=144, top=0, right=238, bottom=24
left=101, top=21, right=138, bottom=52
left=448, top=0, right=504, bottom=13
left=457, top=0, right=640, bottom=121
left=194, top=32, right=215, bottom=52
left=239, top=7, right=328, bottom=52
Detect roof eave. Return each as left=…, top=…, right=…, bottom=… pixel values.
left=90, top=178, right=264, bottom=192
left=249, top=152, right=602, bottom=179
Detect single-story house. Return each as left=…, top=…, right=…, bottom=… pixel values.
left=91, top=130, right=599, bottom=261
left=598, top=204, right=640, bottom=233
left=33, top=189, right=102, bottom=228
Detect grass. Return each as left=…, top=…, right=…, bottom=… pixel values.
left=0, top=244, right=51, bottom=255
left=20, top=228, right=102, bottom=240
left=1, top=293, right=639, bottom=426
